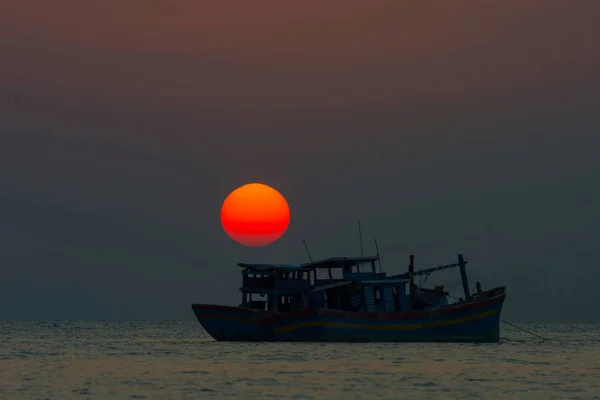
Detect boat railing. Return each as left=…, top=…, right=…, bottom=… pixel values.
left=242, top=272, right=312, bottom=293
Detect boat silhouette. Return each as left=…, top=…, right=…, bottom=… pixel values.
left=191, top=253, right=506, bottom=342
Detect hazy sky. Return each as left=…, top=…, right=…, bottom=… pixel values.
left=1, top=1, right=599, bottom=322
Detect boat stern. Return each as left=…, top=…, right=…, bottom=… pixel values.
left=191, top=304, right=273, bottom=341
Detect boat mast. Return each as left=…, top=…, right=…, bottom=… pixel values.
left=358, top=221, right=364, bottom=257
left=301, top=240, right=313, bottom=262
left=374, top=237, right=383, bottom=273
left=458, top=254, right=471, bottom=300
left=408, top=255, right=415, bottom=303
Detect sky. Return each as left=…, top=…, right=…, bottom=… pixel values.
left=1, top=0, right=599, bottom=322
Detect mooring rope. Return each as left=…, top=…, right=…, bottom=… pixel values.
left=446, top=293, right=550, bottom=342
left=501, top=319, right=549, bottom=341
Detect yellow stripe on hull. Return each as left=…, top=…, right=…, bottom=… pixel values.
left=273, top=307, right=502, bottom=335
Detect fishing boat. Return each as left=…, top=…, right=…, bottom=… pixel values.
left=191, top=253, right=506, bottom=342
left=190, top=263, right=310, bottom=341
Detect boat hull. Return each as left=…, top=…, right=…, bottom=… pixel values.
left=191, top=304, right=274, bottom=341
left=267, top=289, right=505, bottom=343
left=192, top=288, right=505, bottom=343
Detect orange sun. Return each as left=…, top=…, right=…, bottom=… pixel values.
left=220, top=183, right=290, bottom=247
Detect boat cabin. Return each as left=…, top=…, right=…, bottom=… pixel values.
left=300, top=257, right=412, bottom=312
left=301, top=256, right=383, bottom=283
left=238, top=263, right=312, bottom=312
left=237, top=254, right=474, bottom=315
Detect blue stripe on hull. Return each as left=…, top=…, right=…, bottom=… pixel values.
left=192, top=307, right=271, bottom=341
left=270, top=303, right=503, bottom=343
left=191, top=295, right=505, bottom=343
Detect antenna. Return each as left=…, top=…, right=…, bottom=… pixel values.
left=358, top=221, right=364, bottom=257
left=374, top=237, right=383, bottom=273
left=301, top=240, right=313, bottom=262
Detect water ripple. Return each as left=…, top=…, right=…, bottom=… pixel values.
left=0, top=321, right=599, bottom=399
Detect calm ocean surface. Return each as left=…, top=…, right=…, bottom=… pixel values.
left=1, top=321, right=599, bottom=399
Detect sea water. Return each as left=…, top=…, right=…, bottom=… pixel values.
left=1, top=321, right=599, bottom=399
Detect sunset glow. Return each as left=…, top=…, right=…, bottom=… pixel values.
left=220, top=183, right=290, bottom=247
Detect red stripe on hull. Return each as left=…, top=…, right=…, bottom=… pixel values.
left=266, top=287, right=506, bottom=323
